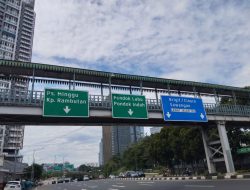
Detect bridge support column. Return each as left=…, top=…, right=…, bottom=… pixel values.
left=217, top=121, right=235, bottom=174
left=201, top=127, right=216, bottom=174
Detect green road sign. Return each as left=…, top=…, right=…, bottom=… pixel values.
left=112, top=93, right=148, bottom=119
left=43, top=89, right=89, bottom=117
left=237, top=147, right=250, bottom=154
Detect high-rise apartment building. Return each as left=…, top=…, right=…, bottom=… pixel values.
left=100, top=126, right=144, bottom=165
left=0, top=0, right=36, bottom=162
left=0, top=0, right=35, bottom=61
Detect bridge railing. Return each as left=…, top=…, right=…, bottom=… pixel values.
left=204, top=103, right=250, bottom=116
left=0, top=89, right=250, bottom=117
left=0, top=88, right=44, bottom=106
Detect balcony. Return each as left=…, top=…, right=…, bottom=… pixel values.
left=5, top=10, right=19, bottom=18
left=4, top=19, right=18, bottom=26
left=0, top=45, right=13, bottom=53
left=1, top=36, right=15, bottom=44
left=20, top=39, right=31, bottom=46
left=3, top=146, right=22, bottom=150
left=6, top=1, right=20, bottom=10
left=8, top=128, right=23, bottom=132
left=7, top=139, right=22, bottom=143
left=1, top=55, right=12, bottom=59
left=23, top=14, right=34, bottom=21
left=21, top=35, right=31, bottom=41
left=24, top=10, right=34, bottom=17
left=22, top=27, right=32, bottom=34
left=3, top=27, right=16, bottom=35
left=21, top=30, right=31, bottom=37
left=22, top=22, right=32, bottom=29
left=8, top=133, right=23, bottom=137
left=19, top=48, right=30, bottom=55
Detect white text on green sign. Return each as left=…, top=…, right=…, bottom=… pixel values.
left=43, top=89, right=89, bottom=117
left=112, top=94, right=148, bottom=119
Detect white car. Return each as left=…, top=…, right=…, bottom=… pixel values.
left=83, top=175, right=89, bottom=181
left=109, top=175, right=115, bottom=179
left=4, top=181, right=22, bottom=190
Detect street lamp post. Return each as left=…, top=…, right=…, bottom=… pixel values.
left=31, top=147, right=44, bottom=181
left=31, top=150, right=35, bottom=181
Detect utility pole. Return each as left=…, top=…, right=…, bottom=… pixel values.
left=13, top=149, right=17, bottom=180
left=31, top=150, right=35, bottom=181
left=31, top=147, right=44, bottom=182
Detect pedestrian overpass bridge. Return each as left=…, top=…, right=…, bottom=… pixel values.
left=0, top=89, right=250, bottom=126
left=0, top=59, right=250, bottom=175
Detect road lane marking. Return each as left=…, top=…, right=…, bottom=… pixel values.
left=112, top=184, right=125, bottom=188
left=184, top=185, right=215, bottom=188
left=137, top=181, right=155, bottom=184
left=139, top=184, right=153, bottom=186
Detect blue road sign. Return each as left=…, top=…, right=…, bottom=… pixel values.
left=161, top=95, right=208, bottom=122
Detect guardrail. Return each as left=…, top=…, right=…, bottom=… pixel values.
left=0, top=89, right=250, bottom=117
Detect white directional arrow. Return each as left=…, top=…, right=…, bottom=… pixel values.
left=200, top=113, right=205, bottom=119
left=63, top=106, right=71, bottom=114
left=128, top=109, right=134, bottom=116
left=166, top=112, right=171, bottom=118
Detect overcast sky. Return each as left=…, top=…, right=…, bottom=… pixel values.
left=21, top=0, right=250, bottom=166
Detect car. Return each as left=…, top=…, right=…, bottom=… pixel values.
left=83, top=175, right=89, bottom=181
left=99, top=175, right=105, bottom=179
left=124, top=171, right=138, bottom=178
left=118, top=172, right=125, bottom=178
left=4, top=181, right=22, bottom=190
left=182, top=168, right=192, bottom=176
left=64, top=178, right=70, bottom=183
left=37, top=181, right=43, bottom=186
left=77, top=178, right=83, bottom=181
left=57, top=179, right=64, bottom=183
left=51, top=180, right=56, bottom=184
left=109, top=174, right=115, bottom=179
left=136, top=171, right=145, bottom=177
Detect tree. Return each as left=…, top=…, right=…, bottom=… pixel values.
left=78, top=164, right=91, bottom=172
left=24, top=164, right=43, bottom=181
left=103, top=156, right=121, bottom=177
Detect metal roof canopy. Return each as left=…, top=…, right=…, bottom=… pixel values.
left=0, top=59, right=249, bottom=98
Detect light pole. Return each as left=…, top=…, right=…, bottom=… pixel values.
left=61, top=155, right=67, bottom=178
left=31, top=147, right=44, bottom=181
left=13, top=149, right=18, bottom=180
left=31, top=150, right=35, bottom=181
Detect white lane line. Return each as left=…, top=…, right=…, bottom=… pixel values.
left=108, top=189, right=119, bottom=190
left=184, top=185, right=215, bottom=188
left=139, top=184, right=153, bottom=186
left=112, top=184, right=125, bottom=188
left=137, top=181, right=155, bottom=184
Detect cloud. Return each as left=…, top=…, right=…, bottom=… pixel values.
left=33, top=0, right=250, bottom=87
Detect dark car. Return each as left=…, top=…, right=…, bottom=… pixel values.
left=182, top=169, right=192, bottom=176
left=124, top=171, right=138, bottom=178
left=57, top=179, right=64, bottom=183
left=136, top=171, right=145, bottom=177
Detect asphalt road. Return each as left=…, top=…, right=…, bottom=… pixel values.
left=36, top=179, right=250, bottom=190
